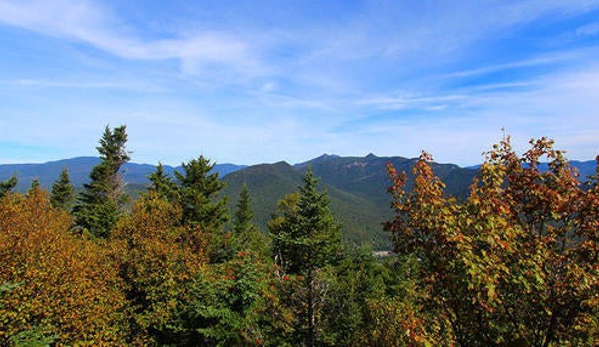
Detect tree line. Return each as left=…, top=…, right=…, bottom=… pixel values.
left=1, top=126, right=599, bottom=346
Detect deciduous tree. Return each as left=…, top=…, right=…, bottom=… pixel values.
left=385, top=137, right=599, bottom=346
left=0, top=189, right=128, bottom=345
left=111, top=192, right=207, bottom=345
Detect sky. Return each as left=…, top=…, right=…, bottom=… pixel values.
left=0, top=0, right=598, bottom=167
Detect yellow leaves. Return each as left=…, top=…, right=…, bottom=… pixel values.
left=110, top=193, right=209, bottom=342
left=0, top=190, right=127, bottom=345
left=386, top=136, right=599, bottom=344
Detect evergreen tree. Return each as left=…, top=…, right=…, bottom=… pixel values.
left=271, top=167, right=342, bottom=274
left=26, top=178, right=41, bottom=196
left=232, top=183, right=270, bottom=258
left=30, top=178, right=40, bottom=190
left=0, top=174, right=17, bottom=198
left=50, top=168, right=74, bottom=211
left=270, top=167, right=343, bottom=346
left=173, top=156, right=229, bottom=263
left=147, top=162, right=178, bottom=202
left=73, top=125, right=130, bottom=238
left=232, top=183, right=254, bottom=236
left=174, top=155, right=228, bottom=230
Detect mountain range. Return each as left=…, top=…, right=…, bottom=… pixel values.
left=1, top=155, right=596, bottom=249
left=0, top=157, right=246, bottom=191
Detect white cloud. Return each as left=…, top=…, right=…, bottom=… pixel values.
left=0, top=0, right=259, bottom=78
left=0, top=0, right=598, bottom=165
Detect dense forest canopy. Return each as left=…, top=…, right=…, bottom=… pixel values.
left=1, top=126, right=599, bottom=346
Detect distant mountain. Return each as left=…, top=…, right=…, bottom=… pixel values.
left=224, top=154, right=479, bottom=250
left=0, top=157, right=246, bottom=191
left=3, top=154, right=595, bottom=250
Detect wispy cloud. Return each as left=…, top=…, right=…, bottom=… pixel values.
left=0, top=0, right=597, bottom=166
left=443, top=56, right=571, bottom=79
left=0, top=78, right=165, bottom=92
left=0, top=0, right=259, bottom=79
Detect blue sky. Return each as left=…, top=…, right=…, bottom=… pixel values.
left=0, top=0, right=598, bottom=166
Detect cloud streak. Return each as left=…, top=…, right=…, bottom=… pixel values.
left=0, top=0, right=597, bottom=166
left=0, top=0, right=259, bottom=79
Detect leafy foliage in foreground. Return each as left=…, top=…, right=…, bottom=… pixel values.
left=2, top=132, right=599, bottom=346
left=386, top=137, right=599, bottom=346
left=0, top=188, right=128, bottom=345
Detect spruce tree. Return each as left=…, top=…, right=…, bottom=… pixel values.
left=147, top=162, right=178, bottom=202
left=271, top=167, right=342, bottom=274
left=232, top=183, right=254, bottom=235
left=29, top=178, right=40, bottom=190
left=27, top=179, right=41, bottom=196
left=73, top=125, right=130, bottom=238
left=50, top=168, right=74, bottom=211
left=232, top=184, right=269, bottom=257
left=0, top=174, right=17, bottom=198
left=174, top=155, right=228, bottom=230
left=270, top=167, right=343, bottom=346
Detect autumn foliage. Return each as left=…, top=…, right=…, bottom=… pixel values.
left=385, top=137, right=599, bottom=346
left=2, top=133, right=599, bottom=346
left=0, top=188, right=127, bottom=345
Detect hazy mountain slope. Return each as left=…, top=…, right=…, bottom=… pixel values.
left=0, top=157, right=246, bottom=191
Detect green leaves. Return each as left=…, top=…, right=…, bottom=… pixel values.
left=386, top=137, right=599, bottom=346
left=174, top=155, right=229, bottom=231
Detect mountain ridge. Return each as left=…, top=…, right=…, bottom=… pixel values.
left=2, top=154, right=596, bottom=250
left=0, top=156, right=246, bottom=190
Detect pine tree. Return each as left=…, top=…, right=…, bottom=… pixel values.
left=73, top=125, right=130, bottom=238
left=0, top=174, right=17, bottom=198
left=270, top=167, right=343, bottom=346
left=51, top=168, right=74, bottom=211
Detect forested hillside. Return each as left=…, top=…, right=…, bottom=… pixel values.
left=2, top=126, right=599, bottom=346
left=223, top=154, right=477, bottom=249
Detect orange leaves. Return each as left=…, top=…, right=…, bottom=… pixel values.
left=0, top=190, right=127, bottom=345
left=386, top=137, right=599, bottom=345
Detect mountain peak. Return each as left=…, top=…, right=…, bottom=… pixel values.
left=294, top=154, right=340, bottom=168
left=315, top=153, right=340, bottom=161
